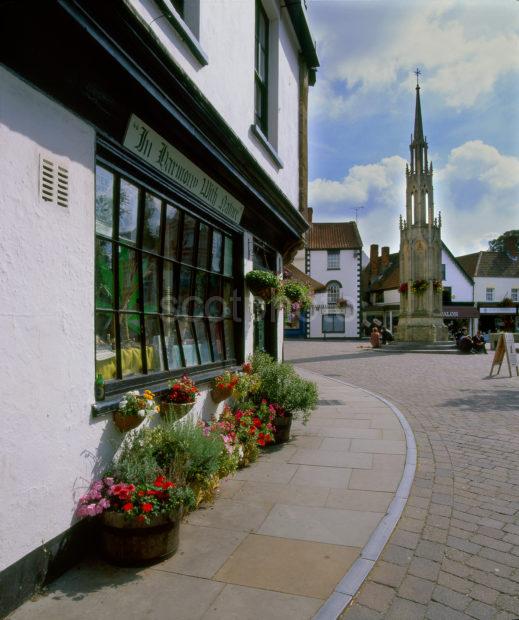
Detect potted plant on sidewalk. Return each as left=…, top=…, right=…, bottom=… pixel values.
left=248, top=351, right=318, bottom=444
left=77, top=474, right=195, bottom=566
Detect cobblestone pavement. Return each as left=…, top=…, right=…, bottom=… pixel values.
left=285, top=340, right=519, bottom=620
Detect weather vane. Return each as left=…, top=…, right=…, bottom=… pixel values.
left=414, top=67, right=421, bottom=86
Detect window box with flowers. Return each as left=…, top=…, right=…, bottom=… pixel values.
left=210, top=370, right=240, bottom=404
left=160, top=375, right=199, bottom=422
left=411, top=279, right=429, bottom=294
left=113, top=390, right=158, bottom=432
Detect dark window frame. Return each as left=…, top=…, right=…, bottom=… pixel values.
left=255, top=0, right=269, bottom=135
left=327, top=249, right=340, bottom=270
left=322, top=314, right=345, bottom=334
left=95, top=161, right=240, bottom=399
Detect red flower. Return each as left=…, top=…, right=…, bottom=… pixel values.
left=253, top=417, right=261, bottom=428
left=141, top=502, right=153, bottom=513
left=137, top=515, right=146, bottom=522
left=122, top=502, right=133, bottom=512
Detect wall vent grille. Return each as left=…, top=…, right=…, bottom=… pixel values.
left=39, top=156, right=69, bottom=208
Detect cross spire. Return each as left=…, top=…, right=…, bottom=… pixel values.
left=412, top=68, right=424, bottom=144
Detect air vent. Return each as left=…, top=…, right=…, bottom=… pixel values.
left=39, top=156, right=69, bottom=208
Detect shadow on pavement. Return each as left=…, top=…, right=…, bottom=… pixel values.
left=439, top=388, right=519, bottom=413
left=36, top=556, right=143, bottom=602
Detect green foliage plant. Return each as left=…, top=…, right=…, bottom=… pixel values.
left=245, top=270, right=280, bottom=290
left=281, top=281, right=313, bottom=311
left=249, top=352, right=318, bottom=424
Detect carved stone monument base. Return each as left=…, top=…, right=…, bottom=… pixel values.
left=396, top=316, right=449, bottom=343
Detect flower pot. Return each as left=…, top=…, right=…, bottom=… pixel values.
left=100, top=509, right=181, bottom=566
left=160, top=401, right=194, bottom=422
left=273, top=413, right=293, bottom=444
left=210, top=385, right=233, bottom=404
left=247, top=283, right=276, bottom=302
left=112, top=411, right=144, bottom=432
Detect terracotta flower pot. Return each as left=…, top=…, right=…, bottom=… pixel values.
left=100, top=509, right=181, bottom=566
left=160, top=401, right=194, bottom=423
left=112, top=411, right=144, bottom=432
left=210, top=385, right=233, bottom=404
left=273, top=413, right=293, bottom=444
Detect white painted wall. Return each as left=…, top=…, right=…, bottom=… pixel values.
left=126, top=0, right=301, bottom=206
left=384, top=289, right=400, bottom=304
left=0, top=67, right=101, bottom=570
left=308, top=249, right=359, bottom=338
left=474, top=277, right=519, bottom=304
left=442, top=249, right=473, bottom=303
left=0, top=67, right=255, bottom=572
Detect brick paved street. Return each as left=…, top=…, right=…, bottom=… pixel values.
left=285, top=340, right=519, bottom=620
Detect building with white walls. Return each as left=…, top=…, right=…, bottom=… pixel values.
left=457, top=232, right=519, bottom=333
left=0, top=1, right=318, bottom=613
left=287, top=215, right=363, bottom=339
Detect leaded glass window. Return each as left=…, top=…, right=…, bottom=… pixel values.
left=94, top=164, right=237, bottom=388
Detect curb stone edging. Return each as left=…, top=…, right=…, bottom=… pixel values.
left=295, top=369, right=417, bottom=620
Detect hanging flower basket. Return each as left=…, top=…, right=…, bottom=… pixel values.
left=113, top=411, right=144, bottom=433
left=160, top=401, right=194, bottom=423
left=433, top=279, right=443, bottom=292
left=411, top=279, right=429, bottom=294
left=398, top=282, right=408, bottom=294
left=100, top=509, right=181, bottom=566
left=245, top=270, right=280, bottom=301
left=210, top=371, right=240, bottom=403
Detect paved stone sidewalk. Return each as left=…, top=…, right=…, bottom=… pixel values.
left=8, top=371, right=406, bottom=620
left=286, top=340, right=519, bottom=620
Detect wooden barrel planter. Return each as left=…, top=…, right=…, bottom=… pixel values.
left=100, top=509, right=181, bottom=566
left=160, top=401, right=194, bottom=423
left=210, top=386, right=233, bottom=404
left=112, top=411, right=144, bottom=432
left=273, top=413, right=293, bottom=444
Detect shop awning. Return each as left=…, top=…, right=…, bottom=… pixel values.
left=442, top=306, right=479, bottom=318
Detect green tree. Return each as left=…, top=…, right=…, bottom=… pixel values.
left=488, top=230, right=519, bottom=253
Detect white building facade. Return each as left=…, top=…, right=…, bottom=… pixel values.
left=303, top=220, right=363, bottom=339
left=0, top=1, right=318, bottom=613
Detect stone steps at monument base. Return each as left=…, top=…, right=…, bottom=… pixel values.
left=376, top=341, right=458, bottom=354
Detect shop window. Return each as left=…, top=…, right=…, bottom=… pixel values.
left=327, top=281, right=341, bottom=305
left=327, top=250, right=340, bottom=270
left=512, top=288, right=518, bottom=302
left=95, top=164, right=236, bottom=389
left=375, top=291, right=384, bottom=304
left=486, top=288, right=494, bottom=302
left=322, top=314, right=345, bottom=334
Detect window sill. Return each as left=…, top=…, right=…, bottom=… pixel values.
left=154, top=1, right=208, bottom=66
left=327, top=267, right=341, bottom=271
left=91, top=362, right=238, bottom=418
left=250, top=124, right=284, bottom=170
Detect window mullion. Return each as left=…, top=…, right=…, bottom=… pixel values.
left=113, top=176, right=122, bottom=380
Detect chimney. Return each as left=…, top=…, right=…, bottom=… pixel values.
left=504, top=233, right=518, bottom=257
left=370, top=244, right=379, bottom=276
left=307, top=208, right=313, bottom=224
left=381, top=246, right=390, bottom=268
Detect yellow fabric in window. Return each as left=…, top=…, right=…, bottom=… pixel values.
left=96, top=346, right=155, bottom=380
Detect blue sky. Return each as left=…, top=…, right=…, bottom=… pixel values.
left=307, top=0, right=519, bottom=256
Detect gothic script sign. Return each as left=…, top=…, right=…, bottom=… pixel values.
left=490, top=333, right=518, bottom=378
left=124, top=115, right=244, bottom=224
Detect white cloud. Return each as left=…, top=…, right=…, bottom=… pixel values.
left=309, top=141, right=519, bottom=256
left=309, top=0, right=519, bottom=119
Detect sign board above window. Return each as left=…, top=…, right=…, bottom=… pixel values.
left=124, top=115, right=244, bottom=224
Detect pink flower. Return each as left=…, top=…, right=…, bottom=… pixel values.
left=103, top=477, right=114, bottom=487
